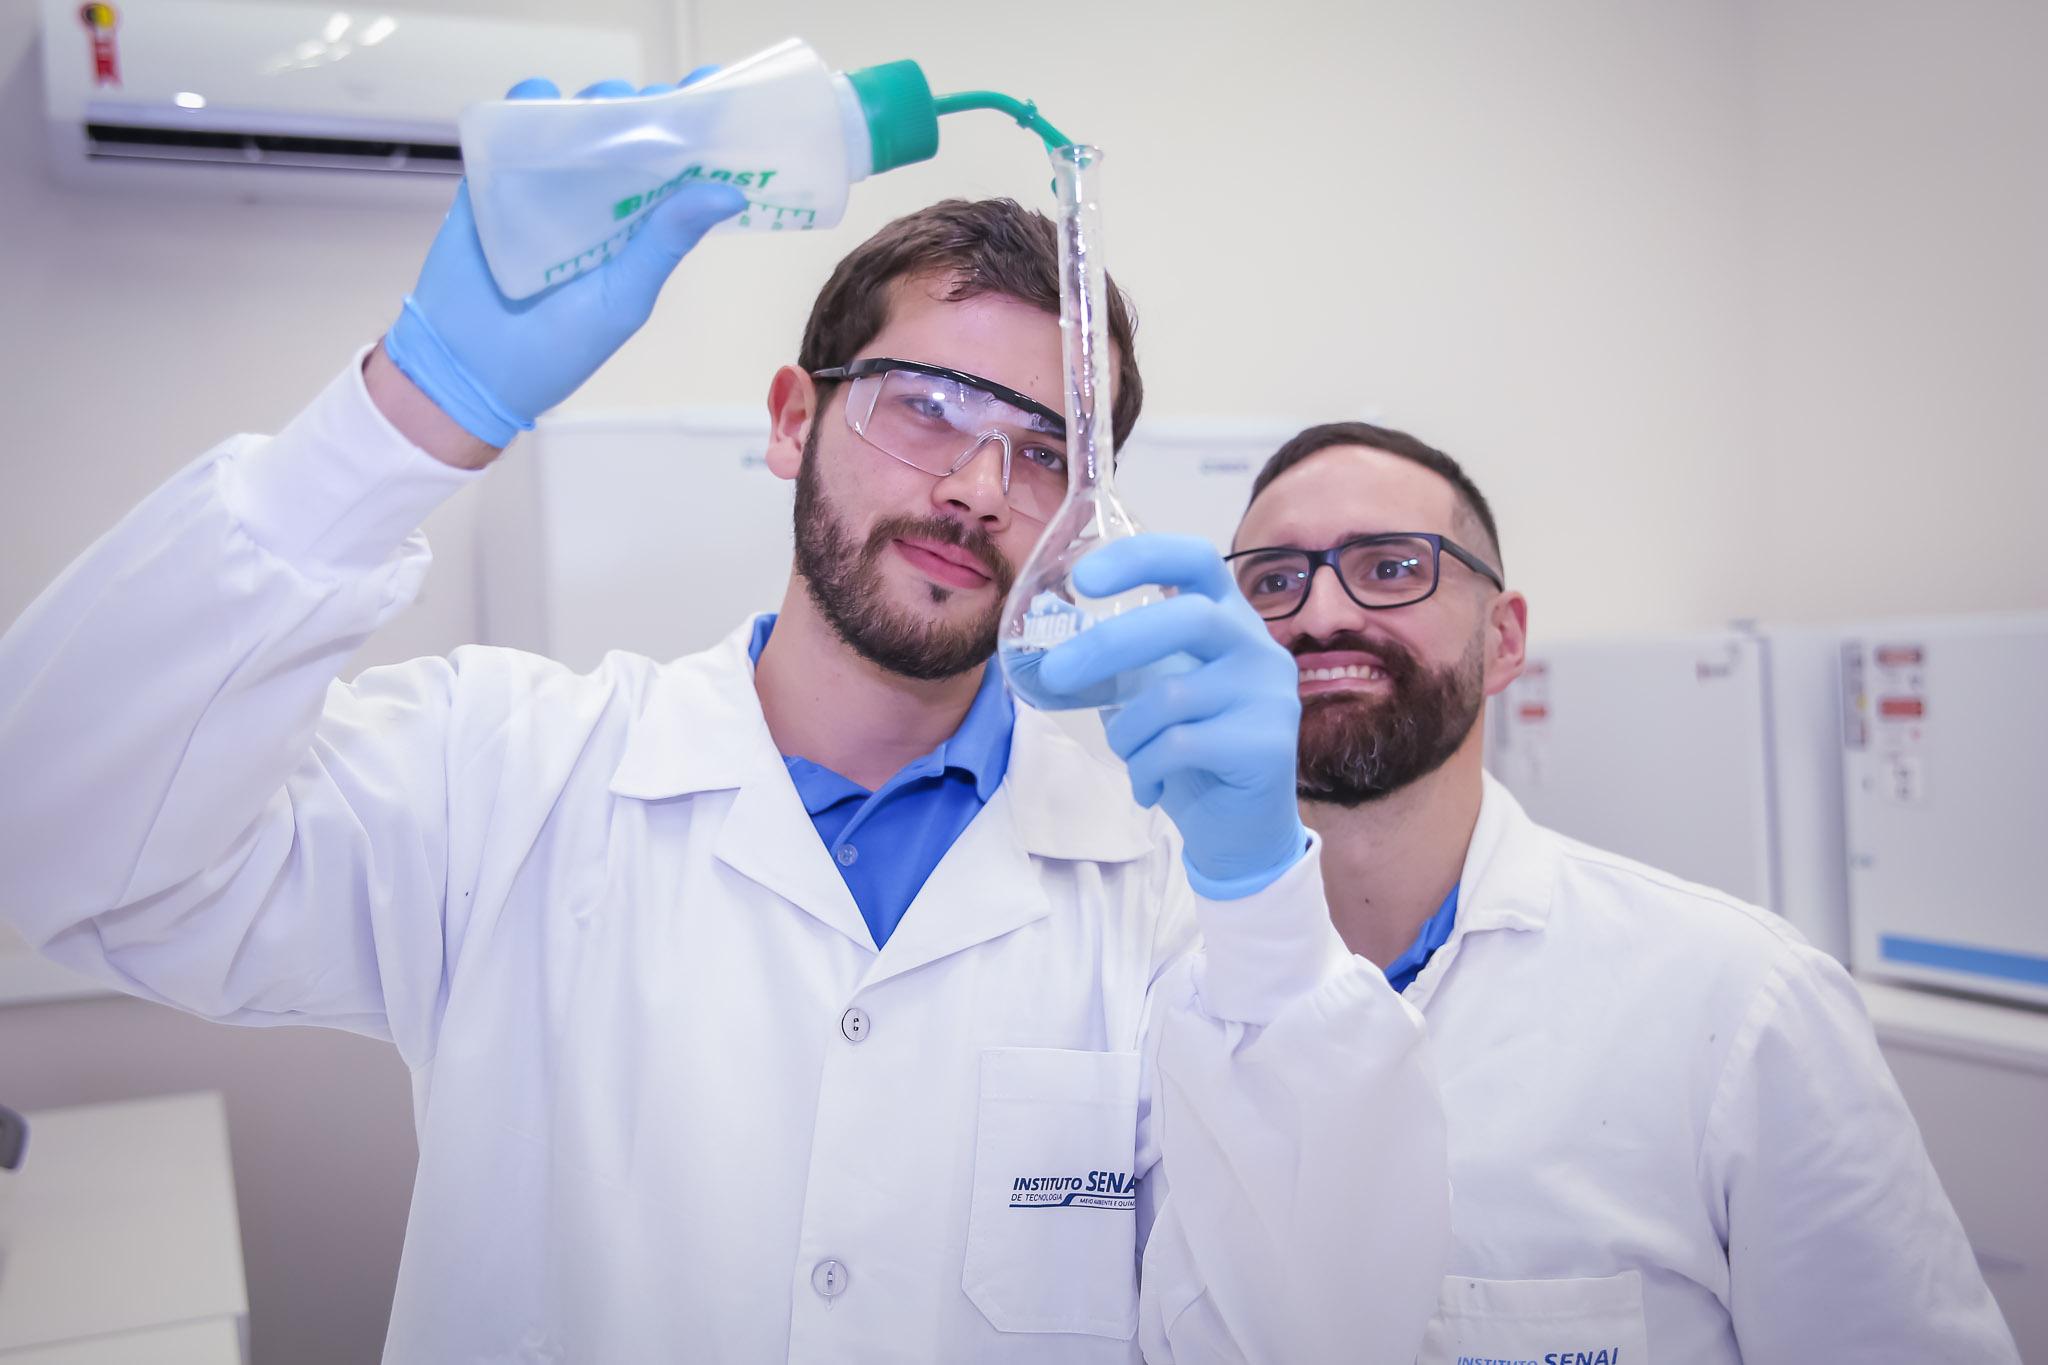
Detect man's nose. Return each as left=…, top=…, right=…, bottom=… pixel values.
left=932, top=433, right=1014, bottom=528
left=1289, top=561, right=1367, bottom=640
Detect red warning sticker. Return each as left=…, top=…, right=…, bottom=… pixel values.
left=80, top=3, right=120, bottom=87
left=1878, top=696, right=1925, bottom=720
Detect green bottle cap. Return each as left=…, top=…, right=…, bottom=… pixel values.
left=845, top=59, right=940, bottom=175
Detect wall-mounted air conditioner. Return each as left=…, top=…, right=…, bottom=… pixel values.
left=40, top=0, right=646, bottom=205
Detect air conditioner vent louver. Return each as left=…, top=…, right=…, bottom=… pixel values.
left=83, top=121, right=463, bottom=174
left=42, top=0, right=641, bottom=205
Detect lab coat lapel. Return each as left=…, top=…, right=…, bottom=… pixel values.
left=1403, top=773, right=1560, bottom=1013
left=859, top=707, right=1156, bottom=991
left=859, top=786, right=1049, bottom=989
left=715, top=774, right=876, bottom=952
left=608, top=619, right=876, bottom=953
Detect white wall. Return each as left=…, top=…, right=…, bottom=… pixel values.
left=1747, top=0, right=2048, bottom=621
left=645, top=0, right=1763, bottom=640
left=1, top=0, right=2041, bottom=1358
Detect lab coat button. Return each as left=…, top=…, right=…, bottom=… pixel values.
left=840, top=1007, right=870, bottom=1043
left=836, top=843, right=858, bottom=866
left=811, top=1259, right=849, bottom=1299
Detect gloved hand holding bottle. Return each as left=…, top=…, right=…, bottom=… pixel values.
left=1032, top=533, right=1312, bottom=898
left=380, top=45, right=1071, bottom=456
left=379, top=73, right=745, bottom=453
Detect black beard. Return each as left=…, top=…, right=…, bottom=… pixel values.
left=791, top=426, right=1017, bottom=682
left=1294, top=627, right=1485, bottom=806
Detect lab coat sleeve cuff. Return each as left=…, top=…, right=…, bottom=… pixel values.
left=1190, top=830, right=1355, bottom=1026
left=222, top=344, right=482, bottom=577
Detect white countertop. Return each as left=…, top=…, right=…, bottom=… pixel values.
left=1860, top=977, right=2048, bottom=1074
left=0, top=1092, right=247, bottom=1360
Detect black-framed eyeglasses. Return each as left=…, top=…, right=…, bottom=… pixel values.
left=1223, top=533, right=1506, bottom=620
left=809, top=357, right=1070, bottom=523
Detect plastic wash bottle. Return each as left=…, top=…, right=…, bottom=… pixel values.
left=459, top=37, right=1067, bottom=300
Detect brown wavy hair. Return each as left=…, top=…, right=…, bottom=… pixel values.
left=796, top=198, right=1144, bottom=450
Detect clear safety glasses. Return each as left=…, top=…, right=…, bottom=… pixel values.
left=809, top=358, right=1071, bottom=522
left=1224, top=533, right=1506, bottom=620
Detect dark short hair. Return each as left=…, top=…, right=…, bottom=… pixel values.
left=1245, top=420, right=1503, bottom=573
left=796, top=199, right=1144, bottom=450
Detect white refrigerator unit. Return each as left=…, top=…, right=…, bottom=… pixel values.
left=1483, top=626, right=1851, bottom=960
left=1840, top=613, right=2048, bottom=1009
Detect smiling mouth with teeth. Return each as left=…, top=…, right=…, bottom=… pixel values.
left=1298, top=664, right=1388, bottom=683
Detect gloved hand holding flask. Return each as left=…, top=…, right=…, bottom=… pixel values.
left=1034, top=534, right=1312, bottom=897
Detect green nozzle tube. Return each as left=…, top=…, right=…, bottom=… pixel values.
left=932, top=90, right=1074, bottom=151
left=844, top=62, right=1076, bottom=176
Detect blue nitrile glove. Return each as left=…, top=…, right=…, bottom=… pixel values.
left=1035, top=534, right=1312, bottom=899
left=382, top=72, right=745, bottom=447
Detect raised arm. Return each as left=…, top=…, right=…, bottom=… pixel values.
left=0, top=75, right=741, bottom=1059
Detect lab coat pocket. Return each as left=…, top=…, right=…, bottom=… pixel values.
left=1419, top=1270, right=1649, bottom=1365
left=962, top=1047, right=1141, bottom=1339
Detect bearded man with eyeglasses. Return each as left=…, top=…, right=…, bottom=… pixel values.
left=1229, top=420, right=2017, bottom=1365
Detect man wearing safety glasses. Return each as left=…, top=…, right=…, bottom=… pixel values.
left=0, top=76, right=1449, bottom=1365
left=1229, top=421, right=2017, bottom=1364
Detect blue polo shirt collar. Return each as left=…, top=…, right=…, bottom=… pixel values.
left=746, top=613, right=1014, bottom=803
left=1383, top=882, right=1460, bottom=995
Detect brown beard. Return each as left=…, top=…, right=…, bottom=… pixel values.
left=791, top=425, right=1018, bottom=682
left=1294, top=627, right=1485, bottom=805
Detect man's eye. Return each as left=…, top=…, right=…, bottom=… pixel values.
left=1020, top=445, right=1068, bottom=475
left=1372, top=557, right=1421, bottom=580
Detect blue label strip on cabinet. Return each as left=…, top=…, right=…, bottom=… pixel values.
left=1881, top=935, right=2048, bottom=987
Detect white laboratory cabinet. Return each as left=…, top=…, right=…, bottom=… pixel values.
left=1487, top=614, right=2048, bottom=1003
left=1483, top=625, right=1851, bottom=960
left=0, top=1093, right=248, bottom=1363
left=475, top=407, right=790, bottom=673
left=1113, top=420, right=1305, bottom=553
left=1841, top=613, right=2048, bottom=1009
left=0, top=924, right=109, bottom=1008
left=1857, top=980, right=2048, bottom=1360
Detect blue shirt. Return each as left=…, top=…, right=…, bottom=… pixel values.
left=1383, top=884, right=1460, bottom=995
left=748, top=615, right=1015, bottom=949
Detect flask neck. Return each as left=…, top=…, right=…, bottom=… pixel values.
left=1051, top=142, right=1116, bottom=512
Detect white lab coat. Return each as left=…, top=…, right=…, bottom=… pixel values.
left=0, top=357, right=1451, bottom=1364
left=1406, top=777, right=2018, bottom=1364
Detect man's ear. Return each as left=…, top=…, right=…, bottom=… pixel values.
left=765, top=365, right=819, bottom=482
left=1483, top=590, right=1529, bottom=699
